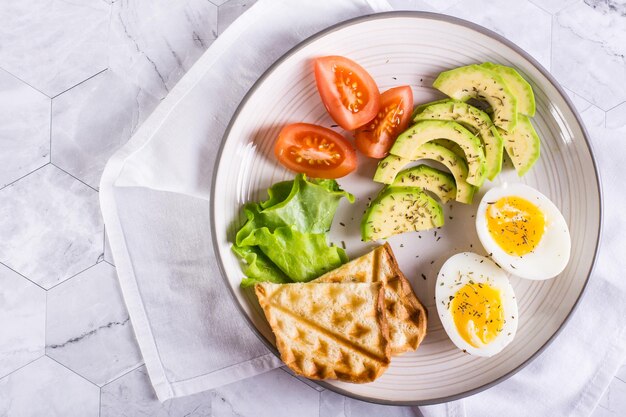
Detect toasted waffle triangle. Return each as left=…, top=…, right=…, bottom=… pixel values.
left=314, top=243, right=427, bottom=355
left=255, top=282, right=390, bottom=383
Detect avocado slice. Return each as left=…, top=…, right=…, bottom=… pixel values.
left=410, top=98, right=450, bottom=119
left=413, top=100, right=504, bottom=180
left=373, top=155, right=410, bottom=184
left=433, top=64, right=518, bottom=132
left=413, top=143, right=476, bottom=204
left=361, top=186, right=444, bottom=241
left=499, top=115, right=540, bottom=176
left=481, top=62, right=535, bottom=117
left=392, top=165, right=457, bottom=203
left=374, top=143, right=476, bottom=204
left=389, top=120, right=486, bottom=186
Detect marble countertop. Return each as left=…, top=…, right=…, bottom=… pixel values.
left=0, top=0, right=624, bottom=416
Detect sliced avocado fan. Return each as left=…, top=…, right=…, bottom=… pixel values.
left=392, top=165, right=457, bottom=204
left=433, top=64, right=518, bottom=132
left=481, top=62, right=535, bottom=117
left=361, top=186, right=444, bottom=241
left=498, top=115, right=540, bottom=176
left=374, top=143, right=476, bottom=204
left=389, top=120, right=486, bottom=187
left=413, top=100, right=504, bottom=181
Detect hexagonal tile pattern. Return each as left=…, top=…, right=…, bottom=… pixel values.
left=553, top=1, right=626, bottom=110
left=0, top=165, right=103, bottom=289
left=594, top=374, right=626, bottom=417
left=606, top=102, right=626, bottom=130
left=564, top=87, right=594, bottom=114
left=0, top=265, right=45, bottom=378
left=210, top=368, right=319, bottom=417
left=0, top=69, right=50, bottom=189
left=529, top=0, right=578, bottom=14
left=217, top=0, right=257, bottom=35
left=0, top=356, right=99, bottom=417
left=46, top=262, right=142, bottom=386
left=320, top=389, right=420, bottom=417
left=445, top=0, right=552, bottom=69
left=51, top=70, right=159, bottom=189
left=101, top=365, right=212, bottom=417
left=0, top=0, right=109, bottom=97
left=108, top=0, right=218, bottom=99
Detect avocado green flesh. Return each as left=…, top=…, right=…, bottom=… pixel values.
left=392, top=165, right=457, bottom=204
left=374, top=155, right=410, bottom=184
left=413, top=100, right=504, bottom=180
left=361, top=186, right=444, bottom=241
left=412, top=143, right=476, bottom=204
left=433, top=64, right=518, bottom=132
left=390, top=120, right=486, bottom=186
left=411, top=98, right=450, bottom=119
left=481, top=62, right=536, bottom=117
left=499, top=115, right=540, bottom=177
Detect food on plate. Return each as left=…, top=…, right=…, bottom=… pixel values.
left=412, top=100, right=504, bottom=180
left=373, top=154, right=408, bottom=184
left=480, top=62, right=536, bottom=117
left=314, top=243, right=428, bottom=354
left=255, top=281, right=390, bottom=382
left=314, top=56, right=381, bottom=130
left=254, top=244, right=427, bottom=382
left=355, top=86, right=413, bottom=158
left=375, top=143, right=477, bottom=204
left=436, top=252, right=518, bottom=357
left=392, top=165, right=457, bottom=204
left=234, top=174, right=354, bottom=286
left=433, top=64, right=518, bottom=132
left=475, top=184, right=571, bottom=280
left=274, top=123, right=357, bottom=179
left=389, top=120, right=487, bottom=186
left=498, top=115, right=540, bottom=177
left=361, top=186, right=444, bottom=241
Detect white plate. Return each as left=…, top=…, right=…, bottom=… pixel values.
left=211, top=12, right=601, bottom=405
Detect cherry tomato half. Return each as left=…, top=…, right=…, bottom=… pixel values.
left=314, top=56, right=381, bottom=131
left=355, top=85, right=414, bottom=158
left=274, top=123, right=357, bottom=179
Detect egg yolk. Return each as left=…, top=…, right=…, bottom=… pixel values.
left=450, top=282, right=504, bottom=348
left=486, top=196, right=545, bottom=256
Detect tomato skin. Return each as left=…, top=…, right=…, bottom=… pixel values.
left=314, top=56, right=381, bottom=131
left=274, top=123, right=357, bottom=179
left=355, top=85, right=414, bottom=159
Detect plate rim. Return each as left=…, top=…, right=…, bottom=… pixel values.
left=210, top=10, right=603, bottom=406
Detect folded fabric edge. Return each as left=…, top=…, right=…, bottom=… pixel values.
left=98, top=0, right=286, bottom=402
left=571, top=324, right=626, bottom=417
left=169, top=353, right=283, bottom=400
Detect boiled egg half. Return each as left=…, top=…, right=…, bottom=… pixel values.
left=436, top=252, right=518, bottom=357
left=475, top=184, right=571, bottom=280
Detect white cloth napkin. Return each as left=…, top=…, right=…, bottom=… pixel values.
left=99, top=0, right=392, bottom=402
left=100, top=0, right=626, bottom=413
left=420, top=126, right=626, bottom=417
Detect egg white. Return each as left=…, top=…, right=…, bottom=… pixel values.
left=436, top=252, right=518, bottom=357
left=475, top=184, right=571, bottom=280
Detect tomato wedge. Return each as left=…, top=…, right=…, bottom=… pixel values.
left=274, top=123, right=357, bottom=179
left=314, top=56, right=381, bottom=131
left=355, top=85, right=413, bottom=158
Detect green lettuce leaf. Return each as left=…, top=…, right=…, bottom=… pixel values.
left=231, top=245, right=290, bottom=288
left=232, top=174, right=353, bottom=286
left=235, top=174, right=354, bottom=246
left=243, top=226, right=348, bottom=282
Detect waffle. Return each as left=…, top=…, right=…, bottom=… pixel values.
left=314, top=243, right=427, bottom=355
left=255, top=282, right=391, bottom=383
